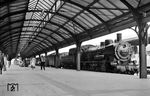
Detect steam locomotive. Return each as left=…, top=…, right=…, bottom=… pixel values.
left=60, top=34, right=138, bottom=74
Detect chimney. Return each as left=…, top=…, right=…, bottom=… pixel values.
left=117, top=33, right=122, bottom=42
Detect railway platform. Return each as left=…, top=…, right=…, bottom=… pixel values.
left=0, top=64, right=150, bottom=96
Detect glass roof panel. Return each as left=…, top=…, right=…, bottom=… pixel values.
left=58, top=9, right=75, bottom=18
left=137, top=0, right=150, bottom=6
left=98, top=9, right=115, bottom=19
left=45, top=23, right=59, bottom=30
left=10, top=13, right=23, bottom=18
left=73, top=0, right=92, bottom=7
left=0, top=6, right=7, bottom=17
left=0, top=17, right=9, bottom=27
left=58, top=29, right=71, bottom=38
left=1, top=26, right=9, bottom=33
left=10, top=14, right=24, bottom=22
left=22, top=0, right=62, bottom=50
left=41, top=42, right=49, bottom=47
left=51, top=33, right=64, bottom=42
left=108, top=0, right=128, bottom=9
left=96, top=0, right=123, bottom=16
left=126, top=0, right=139, bottom=8
left=0, top=32, right=9, bottom=37
left=83, top=11, right=100, bottom=26
left=64, top=23, right=75, bottom=33
left=25, top=12, right=32, bottom=19
left=51, top=16, right=67, bottom=25
left=11, top=28, right=20, bottom=32
left=20, top=35, right=30, bottom=38
left=47, top=37, right=58, bottom=44
left=59, top=3, right=82, bottom=18
left=73, top=24, right=85, bottom=33
left=90, top=9, right=110, bottom=21
left=75, top=17, right=90, bottom=29
left=9, top=5, right=26, bottom=10
left=51, top=15, right=68, bottom=24
left=9, top=0, right=27, bottom=6
left=64, top=21, right=84, bottom=34
left=43, top=40, right=52, bottom=46
left=64, top=3, right=82, bottom=12
left=21, top=32, right=31, bottom=35
left=110, top=10, right=122, bottom=16
left=36, top=36, right=44, bottom=41
left=76, top=14, right=94, bottom=28
left=11, top=22, right=22, bottom=28
left=12, top=34, right=19, bottom=37
left=28, top=0, right=38, bottom=10
left=42, top=29, right=53, bottom=34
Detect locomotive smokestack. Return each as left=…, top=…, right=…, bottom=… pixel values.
left=117, top=33, right=122, bottom=42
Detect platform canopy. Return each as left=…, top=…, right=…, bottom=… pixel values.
left=0, top=0, right=150, bottom=58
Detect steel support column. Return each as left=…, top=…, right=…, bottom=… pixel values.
left=121, top=0, right=147, bottom=78
left=129, top=24, right=149, bottom=79
left=138, top=19, right=147, bottom=78
left=76, top=42, right=81, bottom=71
left=55, top=49, right=60, bottom=68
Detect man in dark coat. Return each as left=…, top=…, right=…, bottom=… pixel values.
left=40, top=56, right=45, bottom=70
left=0, top=51, right=4, bottom=74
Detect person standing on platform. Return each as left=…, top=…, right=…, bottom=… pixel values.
left=41, top=56, right=45, bottom=70
left=3, top=54, right=7, bottom=71
left=0, top=51, right=4, bottom=74
left=7, top=55, right=11, bottom=68
left=31, top=57, right=36, bottom=70
left=147, top=51, right=150, bottom=67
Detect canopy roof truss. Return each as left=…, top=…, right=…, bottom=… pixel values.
left=1, top=0, right=150, bottom=58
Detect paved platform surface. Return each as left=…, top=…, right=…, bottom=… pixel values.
left=0, top=64, right=150, bottom=96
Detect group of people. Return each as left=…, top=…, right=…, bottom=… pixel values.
left=30, top=55, right=46, bottom=70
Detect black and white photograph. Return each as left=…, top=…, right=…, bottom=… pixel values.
left=0, top=0, right=150, bottom=96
